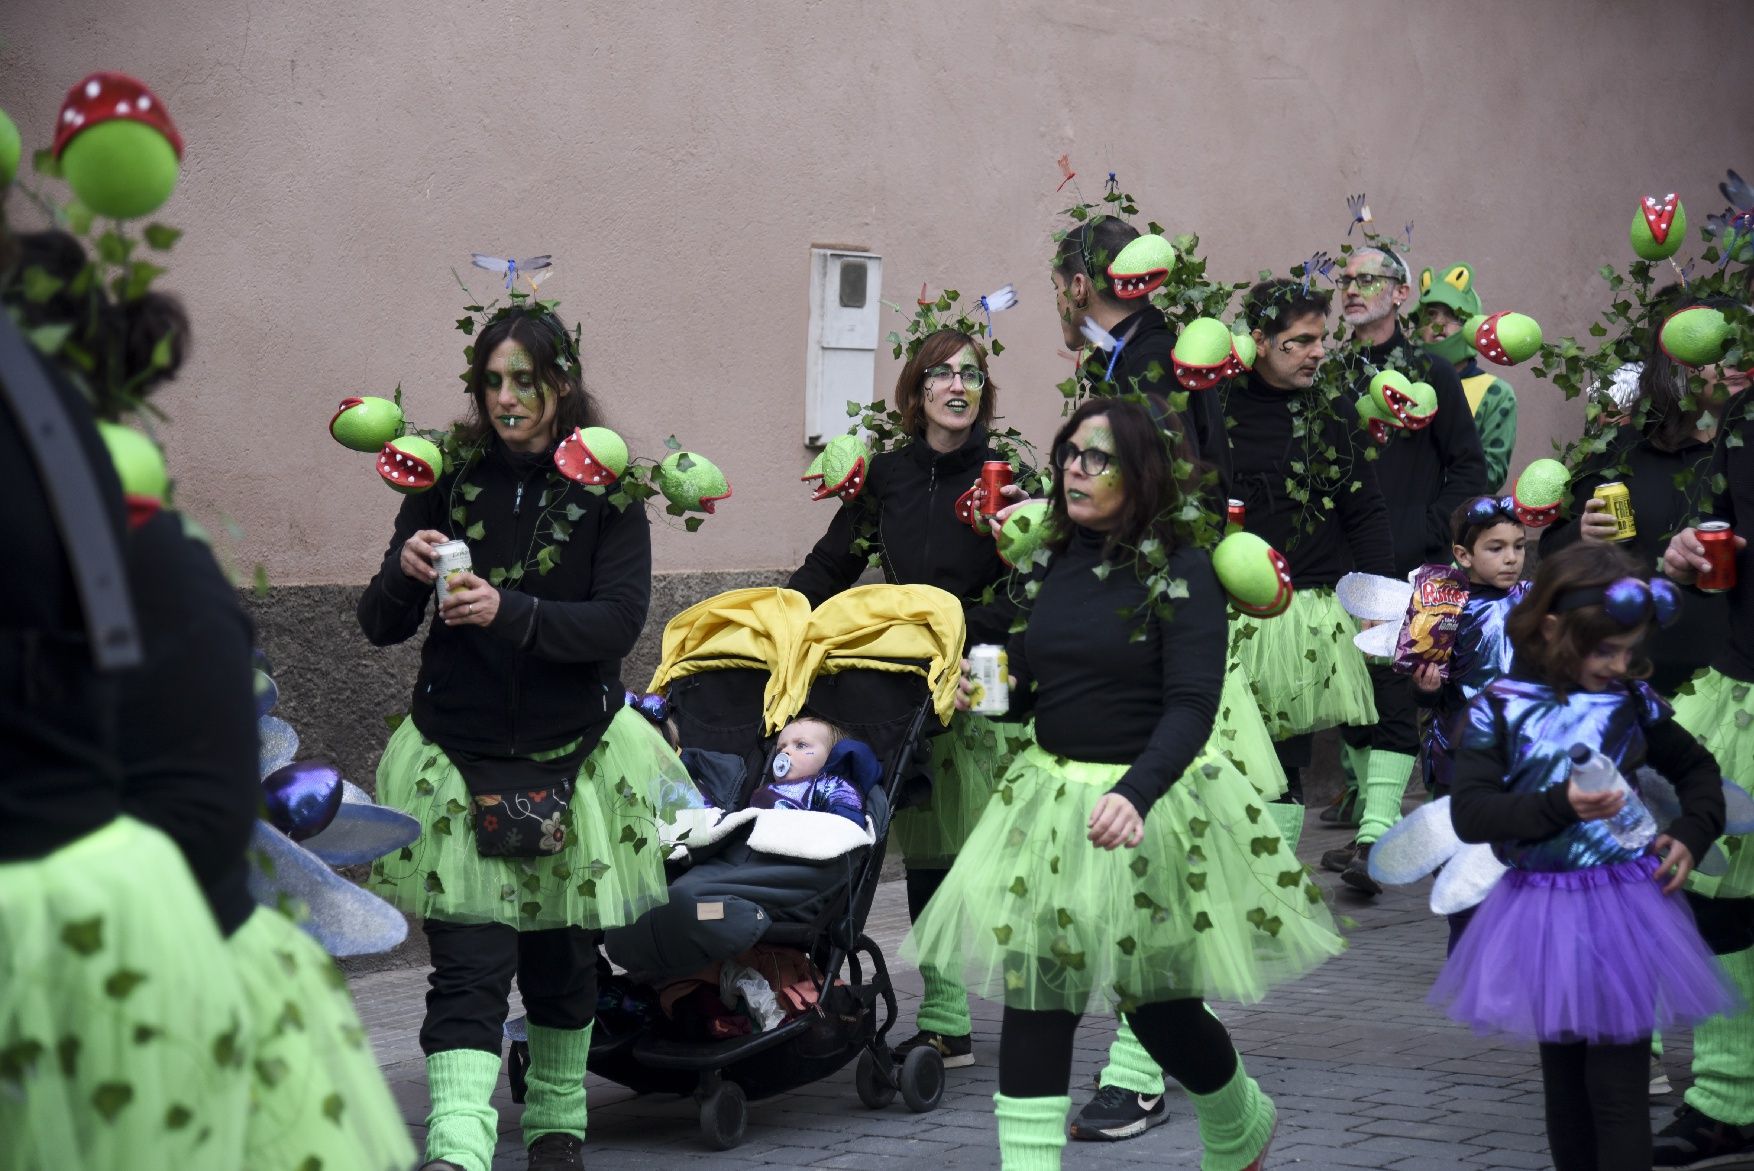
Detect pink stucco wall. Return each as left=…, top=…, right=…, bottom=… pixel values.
left=5, top=1, right=1752, bottom=584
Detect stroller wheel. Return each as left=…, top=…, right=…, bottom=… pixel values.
left=898, top=1044, right=944, bottom=1113
left=506, top=1039, right=530, bottom=1105
left=698, top=1080, right=747, bottom=1150
left=854, top=1047, right=898, bottom=1109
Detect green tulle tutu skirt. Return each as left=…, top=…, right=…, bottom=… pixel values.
left=1229, top=588, right=1377, bottom=740
left=370, top=706, right=685, bottom=930
left=1674, top=668, right=1754, bottom=899
left=1214, top=658, right=1289, bottom=801
left=0, top=817, right=252, bottom=1171
left=903, top=744, right=1345, bottom=1014
left=892, top=714, right=1028, bottom=868
left=230, top=906, right=414, bottom=1171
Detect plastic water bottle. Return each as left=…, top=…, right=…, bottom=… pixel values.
left=1568, top=743, right=1658, bottom=851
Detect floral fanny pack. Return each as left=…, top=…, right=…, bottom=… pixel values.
left=471, top=783, right=574, bottom=858
left=448, top=737, right=591, bottom=859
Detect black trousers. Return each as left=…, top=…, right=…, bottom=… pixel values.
left=420, top=919, right=600, bottom=1055
left=1537, top=1039, right=1651, bottom=1171
left=905, top=867, right=949, bottom=924
left=1341, top=662, right=1422, bottom=756
left=997, top=1000, right=1237, bottom=1098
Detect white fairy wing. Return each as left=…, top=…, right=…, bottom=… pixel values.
left=1354, top=621, right=1403, bottom=659
left=1367, top=796, right=1463, bottom=884
left=258, top=715, right=299, bottom=777
left=1698, top=844, right=1731, bottom=877
left=1430, top=843, right=1509, bottom=914
left=1635, top=767, right=1684, bottom=827
left=1337, top=571, right=1412, bottom=621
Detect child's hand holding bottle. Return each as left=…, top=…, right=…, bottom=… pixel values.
left=1566, top=780, right=1626, bottom=822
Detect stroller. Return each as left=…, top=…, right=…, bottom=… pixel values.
left=509, top=583, right=968, bottom=1149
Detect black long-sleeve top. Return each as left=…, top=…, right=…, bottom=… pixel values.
left=118, top=510, right=260, bottom=935
left=1082, top=305, right=1231, bottom=492
left=358, top=437, right=651, bottom=759
left=1450, top=674, right=1724, bottom=870
left=1004, top=528, right=1225, bottom=815
left=788, top=426, right=1017, bottom=645
left=0, top=352, right=127, bottom=862
left=1220, top=371, right=1395, bottom=587
left=1542, top=428, right=1725, bottom=694
left=1343, top=326, right=1488, bottom=574
left=1697, top=388, right=1754, bottom=683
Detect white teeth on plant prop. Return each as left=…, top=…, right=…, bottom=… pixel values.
left=801, top=434, right=870, bottom=503
left=1105, top=235, right=1176, bottom=299
left=375, top=436, right=442, bottom=494
left=1630, top=194, right=1687, bottom=261
left=553, top=426, right=629, bottom=487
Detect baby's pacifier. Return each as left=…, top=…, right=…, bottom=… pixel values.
left=771, top=752, right=792, bottom=780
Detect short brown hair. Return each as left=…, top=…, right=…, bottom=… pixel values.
left=1505, top=543, right=1653, bottom=697
left=894, top=328, right=998, bottom=438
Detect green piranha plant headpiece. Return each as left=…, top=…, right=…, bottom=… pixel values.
left=1659, top=305, right=1733, bottom=368
left=992, top=498, right=1055, bottom=569
left=655, top=450, right=733, bottom=515
left=99, top=420, right=169, bottom=527
left=1512, top=457, right=1571, bottom=528
left=1211, top=531, right=1294, bottom=618
left=1105, top=233, right=1176, bottom=299
left=1356, top=369, right=1418, bottom=444
left=1467, top=311, right=1543, bottom=367
left=553, top=425, right=629, bottom=486
left=50, top=73, right=184, bottom=221
left=1172, top=316, right=1247, bottom=391
left=801, top=433, right=870, bottom=503
left=1631, top=193, right=1688, bottom=261
left=376, top=435, right=443, bottom=495
left=329, top=396, right=406, bottom=453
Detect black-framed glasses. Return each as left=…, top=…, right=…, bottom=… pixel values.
left=1465, top=495, right=1519, bottom=525
left=924, top=364, right=987, bottom=391
left=1054, top=440, right=1113, bottom=477
left=1335, top=273, right=1397, bottom=293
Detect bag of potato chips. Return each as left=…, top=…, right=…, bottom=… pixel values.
left=1393, top=564, right=1470, bottom=680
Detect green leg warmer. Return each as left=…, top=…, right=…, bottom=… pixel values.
left=424, top=1047, right=504, bottom=1171
left=993, top=1093, right=1069, bottom=1171
left=916, top=962, right=974, bottom=1037
left=1098, top=1018, right=1167, bottom=1096
left=1340, top=740, right=1369, bottom=795
left=1356, top=750, right=1417, bottom=845
left=1685, top=946, right=1754, bottom=1127
left=1188, top=1060, right=1276, bottom=1171
left=522, top=1022, right=592, bottom=1146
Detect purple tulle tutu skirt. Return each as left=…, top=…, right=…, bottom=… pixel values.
left=1429, top=855, right=1737, bottom=1044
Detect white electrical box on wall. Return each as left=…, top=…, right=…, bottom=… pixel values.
left=804, top=247, right=882, bottom=448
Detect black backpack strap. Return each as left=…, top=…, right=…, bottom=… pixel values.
left=0, top=313, right=141, bottom=669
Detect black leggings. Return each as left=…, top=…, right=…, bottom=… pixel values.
left=998, top=1001, right=1237, bottom=1098
left=1537, top=1039, right=1651, bottom=1171
left=420, top=920, right=600, bottom=1054
left=905, top=866, right=949, bottom=924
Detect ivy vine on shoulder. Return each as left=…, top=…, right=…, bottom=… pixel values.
left=327, top=261, right=732, bottom=586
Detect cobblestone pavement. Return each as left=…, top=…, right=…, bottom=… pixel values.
left=353, top=813, right=1696, bottom=1170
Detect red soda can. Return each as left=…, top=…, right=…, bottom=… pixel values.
left=979, top=461, right=1013, bottom=518
left=1226, top=498, right=1246, bottom=533
left=1697, top=521, right=1739, bottom=594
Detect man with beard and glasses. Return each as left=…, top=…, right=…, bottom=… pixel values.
left=1321, top=245, right=1487, bottom=897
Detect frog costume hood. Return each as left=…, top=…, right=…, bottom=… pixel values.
left=1417, top=263, right=1481, bottom=367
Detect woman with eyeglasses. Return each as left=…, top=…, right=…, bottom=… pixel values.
left=789, top=326, right=1027, bottom=1071
left=905, top=394, right=1340, bottom=1171
left=1541, top=296, right=1740, bottom=696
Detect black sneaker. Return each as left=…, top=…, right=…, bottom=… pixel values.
left=1341, top=842, right=1382, bottom=896
left=1320, top=840, right=1360, bottom=873
left=1654, top=1104, right=1754, bottom=1168
left=1069, top=1085, right=1169, bottom=1141
left=892, top=1029, right=974, bottom=1069
left=527, top=1132, right=586, bottom=1170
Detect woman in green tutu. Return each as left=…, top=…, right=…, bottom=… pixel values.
left=906, top=395, right=1343, bottom=1171
left=360, top=305, right=688, bottom=1171
left=790, top=324, right=1026, bottom=1070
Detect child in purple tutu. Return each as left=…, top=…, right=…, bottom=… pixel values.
left=1434, top=542, right=1734, bottom=1171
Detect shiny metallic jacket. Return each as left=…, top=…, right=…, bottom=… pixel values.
left=1424, top=581, right=1529, bottom=793
left=1459, top=676, right=1667, bottom=871
left=747, top=773, right=866, bottom=827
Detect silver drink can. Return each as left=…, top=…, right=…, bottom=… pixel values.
left=967, top=644, right=1010, bottom=716
left=432, top=539, right=473, bottom=603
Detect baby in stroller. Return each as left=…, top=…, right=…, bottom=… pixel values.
left=603, top=713, right=884, bottom=989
